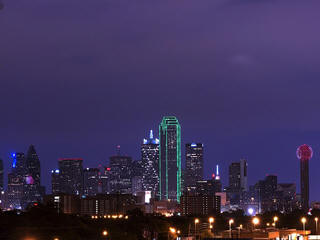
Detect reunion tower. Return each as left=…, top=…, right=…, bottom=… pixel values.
left=296, top=144, right=313, bottom=211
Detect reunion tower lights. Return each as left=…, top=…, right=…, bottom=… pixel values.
left=296, top=144, right=313, bottom=211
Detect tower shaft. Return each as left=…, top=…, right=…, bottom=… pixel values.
left=300, top=159, right=309, bottom=210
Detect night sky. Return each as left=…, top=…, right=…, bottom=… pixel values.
left=1, top=0, right=320, bottom=200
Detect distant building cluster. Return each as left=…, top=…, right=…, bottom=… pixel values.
left=0, top=117, right=314, bottom=216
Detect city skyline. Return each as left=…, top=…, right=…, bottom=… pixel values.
left=2, top=0, right=320, bottom=203
left=0, top=124, right=318, bottom=202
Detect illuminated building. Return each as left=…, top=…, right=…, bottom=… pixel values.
left=26, top=145, right=41, bottom=185
left=7, top=152, right=26, bottom=209
left=109, top=154, right=132, bottom=194
left=185, top=143, right=203, bottom=189
left=0, top=159, right=3, bottom=192
left=227, top=159, right=248, bottom=204
left=51, top=169, right=61, bottom=194
left=296, top=144, right=313, bottom=211
left=256, top=175, right=278, bottom=212
left=141, top=130, right=159, bottom=197
left=180, top=192, right=221, bottom=216
left=80, top=194, right=137, bottom=216
left=58, top=158, right=83, bottom=195
left=83, top=168, right=99, bottom=196
left=159, top=116, right=181, bottom=202
left=23, top=145, right=45, bottom=208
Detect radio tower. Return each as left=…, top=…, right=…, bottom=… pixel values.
left=296, top=144, right=313, bottom=211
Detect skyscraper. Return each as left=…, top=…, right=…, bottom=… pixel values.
left=83, top=168, right=99, bottom=196
left=228, top=159, right=248, bottom=191
left=159, top=116, right=181, bottom=202
left=26, top=145, right=41, bottom=185
left=141, top=130, right=159, bottom=197
left=185, top=143, right=203, bottom=189
left=109, top=154, right=132, bottom=194
left=23, top=145, right=45, bottom=208
left=58, top=158, right=83, bottom=195
left=51, top=169, right=61, bottom=194
left=296, top=144, right=313, bottom=211
left=0, top=159, right=3, bottom=192
left=227, top=159, right=248, bottom=204
left=7, top=152, right=26, bottom=209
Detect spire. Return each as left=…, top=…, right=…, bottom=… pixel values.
left=150, top=130, right=153, bottom=139
left=116, top=145, right=121, bottom=156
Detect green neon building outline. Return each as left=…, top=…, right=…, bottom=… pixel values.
left=159, top=116, right=181, bottom=203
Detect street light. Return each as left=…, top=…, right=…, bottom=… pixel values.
left=209, top=217, right=214, bottom=232
left=273, top=216, right=278, bottom=228
left=102, top=230, right=108, bottom=236
left=315, top=217, right=318, bottom=234
left=238, top=224, right=243, bottom=238
left=301, top=217, right=307, bottom=234
left=195, top=219, right=199, bottom=240
left=229, top=219, right=234, bottom=238
left=252, top=217, right=260, bottom=230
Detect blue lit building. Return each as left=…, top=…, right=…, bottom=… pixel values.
left=141, top=130, right=159, bottom=197
left=7, top=152, right=26, bottom=209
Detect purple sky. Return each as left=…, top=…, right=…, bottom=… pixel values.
left=1, top=0, right=320, bottom=199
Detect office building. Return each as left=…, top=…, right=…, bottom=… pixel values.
left=58, top=158, right=83, bottom=195
left=23, top=145, right=45, bottom=208
left=185, top=143, right=203, bottom=189
left=7, top=152, right=26, bottom=209
left=227, top=159, right=248, bottom=204
left=0, top=159, right=3, bottom=192
left=83, top=168, right=100, bottom=196
left=109, top=154, right=132, bottom=194
left=159, top=116, right=181, bottom=202
left=141, top=130, right=159, bottom=197
left=51, top=169, right=61, bottom=194
left=180, top=193, right=221, bottom=216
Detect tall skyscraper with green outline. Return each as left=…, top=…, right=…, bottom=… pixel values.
left=159, top=116, right=181, bottom=202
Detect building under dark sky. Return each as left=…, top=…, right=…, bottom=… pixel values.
left=141, top=130, right=159, bottom=197
left=2, top=0, right=320, bottom=201
left=159, top=116, right=181, bottom=202
left=185, top=143, right=204, bottom=189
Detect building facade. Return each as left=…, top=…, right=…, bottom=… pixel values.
left=185, top=143, right=203, bottom=189
left=23, top=145, right=45, bottom=208
left=58, top=158, right=83, bottom=195
left=227, top=159, right=248, bottom=205
left=0, top=159, right=3, bottom=192
left=7, top=152, right=26, bottom=209
left=180, top=193, right=221, bottom=216
left=83, top=168, right=100, bottom=196
left=109, top=155, right=132, bottom=194
left=141, top=130, right=159, bottom=197
left=159, top=116, right=181, bottom=202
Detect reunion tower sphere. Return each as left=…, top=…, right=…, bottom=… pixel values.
left=296, top=144, right=313, bottom=160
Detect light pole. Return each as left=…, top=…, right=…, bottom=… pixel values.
left=102, top=230, right=108, bottom=239
left=273, top=216, right=278, bottom=228
left=209, top=217, right=214, bottom=234
left=194, top=218, right=199, bottom=240
left=252, top=217, right=260, bottom=230
left=229, top=219, right=234, bottom=238
left=301, top=217, right=307, bottom=235
left=168, top=227, right=176, bottom=240
left=315, top=217, right=318, bottom=234
left=238, top=224, right=243, bottom=238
